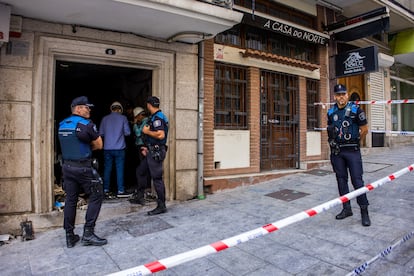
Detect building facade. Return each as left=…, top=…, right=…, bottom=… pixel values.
left=0, top=0, right=413, bottom=234
left=203, top=0, right=331, bottom=191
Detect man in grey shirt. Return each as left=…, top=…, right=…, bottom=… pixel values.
left=99, top=101, right=131, bottom=198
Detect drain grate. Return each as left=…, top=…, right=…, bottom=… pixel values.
left=305, top=169, right=333, bottom=176
left=266, top=189, right=310, bottom=202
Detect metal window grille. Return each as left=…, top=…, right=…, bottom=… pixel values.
left=214, top=63, right=248, bottom=129
left=306, top=79, right=320, bottom=130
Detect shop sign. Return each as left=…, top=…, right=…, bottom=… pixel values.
left=243, top=14, right=328, bottom=45
left=335, top=46, right=378, bottom=77
left=326, top=7, right=389, bottom=42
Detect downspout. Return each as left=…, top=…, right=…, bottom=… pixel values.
left=197, top=41, right=205, bottom=199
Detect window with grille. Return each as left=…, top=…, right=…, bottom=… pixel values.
left=215, top=63, right=248, bottom=129
left=306, top=79, right=320, bottom=130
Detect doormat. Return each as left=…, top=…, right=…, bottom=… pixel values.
left=266, top=189, right=310, bottom=202
left=101, top=215, right=173, bottom=237
left=304, top=169, right=332, bottom=176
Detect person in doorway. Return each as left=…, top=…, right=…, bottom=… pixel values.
left=129, top=106, right=151, bottom=205
left=99, top=101, right=131, bottom=198
left=135, top=96, right=169, bottom=215
left=327, top=84, right=371, bottom=226
left=58, top=96, right=107, bottom=247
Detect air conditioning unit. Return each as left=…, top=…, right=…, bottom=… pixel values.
left=200, top=0, right=233, bottom=9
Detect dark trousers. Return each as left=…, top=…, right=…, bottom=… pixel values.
left=136, top=147, right=166, bottom=202
left=62, top=164, right=104, bottom=232
left=330, top=147, right=369, bottom=206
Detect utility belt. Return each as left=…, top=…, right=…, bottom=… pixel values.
left=147, top=144, right=167, bottom=151
left=330, top=140, right=359, bottom=155
left=338, top=143, right=359, bottom=150
left=64, top=159, right=98, bottom=169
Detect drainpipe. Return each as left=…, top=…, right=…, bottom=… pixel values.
left=197, top=41, right=205, bottom=199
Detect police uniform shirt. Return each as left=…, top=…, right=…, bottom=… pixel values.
left=59, top=115, right=100, bottom=160
left=147, top=110, right=168, bottom=146
left=75, top=116, right=100, bottom=143
left=327, top=103, right=367, bottom=144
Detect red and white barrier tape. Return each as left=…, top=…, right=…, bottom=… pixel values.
left=313, top=128, right=414, bottom=136
left=107, top=164, right=414, bottom=276
left=314, top=99, right=414, bottom=106
left=348, top=231, right=414, bottom=276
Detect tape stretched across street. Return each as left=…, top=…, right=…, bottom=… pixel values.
left=348, top=231, right=414, bottom=276
left=107, top=164, right=414, bottom=276
left=314, top=99, right=414, bottom=106
left=313, top=128, right=414, bottom=136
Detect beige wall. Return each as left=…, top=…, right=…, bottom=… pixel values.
left=0, top=17, right=199, bottom=233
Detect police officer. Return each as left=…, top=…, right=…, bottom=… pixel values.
left=136, top=96, right=169, bottom=215
left=327, top=84, right=371, bottom=227
left=58, top=96, right=108, bottom=247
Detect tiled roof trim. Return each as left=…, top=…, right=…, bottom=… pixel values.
left=242, top=49, right=320, bottom=71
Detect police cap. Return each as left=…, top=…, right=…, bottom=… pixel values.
left=71, top=96, right=94, bottom=108
left=147, top=96, right=160, bottom=107
left=334, top=84, right=347, bottom=93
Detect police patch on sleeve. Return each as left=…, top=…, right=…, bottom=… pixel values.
left=359, top=111, right=366, bottom=121
left=153, top=119, right=161, bottom=128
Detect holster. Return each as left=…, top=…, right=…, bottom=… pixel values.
left=149, top=145, right=162, bottom=161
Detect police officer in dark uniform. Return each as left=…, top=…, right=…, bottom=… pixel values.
left=135, top=96, right=169, bottom=215
left=58, top=96, right=108, bottom=247
left=327, top=84, right=371, bottom=227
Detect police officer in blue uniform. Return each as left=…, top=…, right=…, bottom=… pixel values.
left=327, top=84, right=371, bottom=226
left=135, top=96, right=169, bottom=215
left=58, top=96, right=108, bottom=247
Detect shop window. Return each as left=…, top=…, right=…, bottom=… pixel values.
left=246, top=27, right=264, bottom=51
left=306, top=79, right=320, bottom=130
left=215, top=24, right=241, bottom=46
left=215, top=63, right=248, bottom=129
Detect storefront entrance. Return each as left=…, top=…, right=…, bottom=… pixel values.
left=260, top=70, right=299, bottom=170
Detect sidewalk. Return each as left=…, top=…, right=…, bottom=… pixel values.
left=1, top=144, right=414, bottom=275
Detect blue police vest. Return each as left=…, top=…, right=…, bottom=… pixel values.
left=328, top=103, right=360, bottom=144
left=58, top=115, right=92, bottom=160
left=146, top=111, right=169, bottom=146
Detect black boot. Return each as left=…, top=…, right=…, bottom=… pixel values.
left=336, top=202, right=353, bottom=220
left=147, top=200, right=167, bottom=216
left=81, top=227, right=107, bottom=246
left=66, top=231, right=80, bottom=248
left=360, top=205, right=371, bottom=227
left=129, top=192, right=145, bottom=205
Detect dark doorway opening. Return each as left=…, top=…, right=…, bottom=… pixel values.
left=54, top=60, right=152, bottom=195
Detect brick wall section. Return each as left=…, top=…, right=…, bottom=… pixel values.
left=248, top=67, right=261, bottom=172
left=299, top=76, right=307, bottom=162
left=203, top=39, right=215, bottom=177
left=203, top=41, right=262, bottom=181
